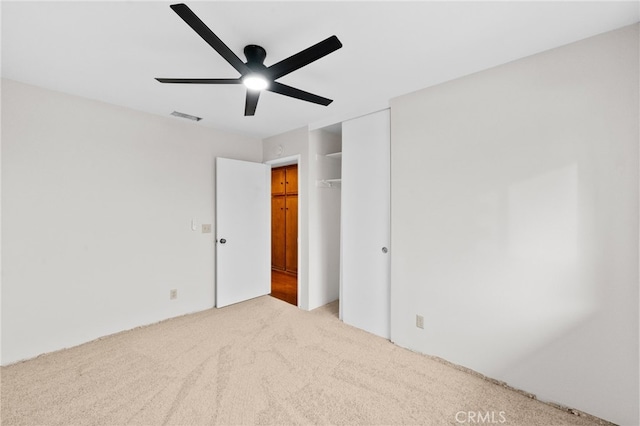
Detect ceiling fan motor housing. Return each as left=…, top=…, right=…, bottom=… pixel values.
left=244, top=45, right=267, bottom=69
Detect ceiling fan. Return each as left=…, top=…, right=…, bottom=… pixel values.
left=156, top=3, right=343, bottom=116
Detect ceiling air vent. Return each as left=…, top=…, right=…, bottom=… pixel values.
left=170, top=111, right=202, bottom=121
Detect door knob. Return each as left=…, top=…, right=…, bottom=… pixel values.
left=219, top=238, right=227, bottom=244
left=382, top=247, right=388, bottom=253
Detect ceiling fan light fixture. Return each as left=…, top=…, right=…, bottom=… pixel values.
left=243, top=73, right=269, bottom=91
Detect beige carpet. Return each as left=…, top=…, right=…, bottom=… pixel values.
left=1, top=296, right=609, bottom=426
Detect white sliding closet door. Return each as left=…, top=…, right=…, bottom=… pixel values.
left=341, top=109, right=390, bottom=338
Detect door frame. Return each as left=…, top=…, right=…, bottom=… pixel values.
left=265, top=155, right=301, bottom=308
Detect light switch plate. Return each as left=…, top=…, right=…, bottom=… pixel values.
left=202, top=224, right=212, bottom=233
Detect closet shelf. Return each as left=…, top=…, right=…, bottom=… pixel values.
left=317, top=178, right=342, bottom=188
left=316, top=152, right=342, bottom=160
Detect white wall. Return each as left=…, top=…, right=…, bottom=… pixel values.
left=308, top=129, right=341, bottom=310
left=390, top=24, right=639, bottom=425
left=263, top=127, right=310, bottom=310
left=1, top=79, right=262, bottom=365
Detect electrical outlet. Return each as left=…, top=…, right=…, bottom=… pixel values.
left=416, top=315, right=424, bottom=329
left=202, top=224, right=212, bottom=233
left=170, top=289, right=177, bottom=300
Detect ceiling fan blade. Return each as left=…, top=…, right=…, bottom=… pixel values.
left=266, top=35, right=342, bottom=80
left=169, top=3, right=250, bottom=75
left=155, top=78, right=242, bottom=84
left=244, top=90, right=260, bottom=116
left=268, top=82, right=333, bottom=106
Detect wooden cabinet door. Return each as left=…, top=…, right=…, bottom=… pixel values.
left=285, top=195, right=298, bottom=273
left=271, top=196, right=286, bottom=270
left=271, top=168, right=285, bottom=195
left=285, top=166, right=298, bottom=195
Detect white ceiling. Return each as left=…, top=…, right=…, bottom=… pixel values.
left=2, top=1, right=638, bottom=139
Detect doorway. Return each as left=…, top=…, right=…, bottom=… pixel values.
left=270, top=164, right=298, bottom=306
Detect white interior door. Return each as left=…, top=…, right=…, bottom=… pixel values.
left=216, top=157, right=270, bottom=308
left=341, top=109, right=391, bottom=338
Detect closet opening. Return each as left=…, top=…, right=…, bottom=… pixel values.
left=270, top=164, right=298, bottom=306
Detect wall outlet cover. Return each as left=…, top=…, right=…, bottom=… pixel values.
left=170, top=289, right=177, bottom=300
left=202, top=224, right=212, bottom=233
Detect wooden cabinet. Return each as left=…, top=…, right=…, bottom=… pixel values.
left=271, top=166, right=297, bottom=195
left=271, top=165, right=298, bottom=274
